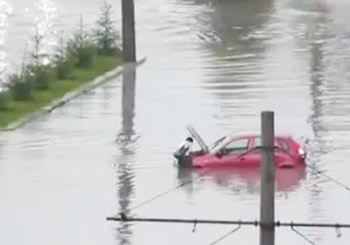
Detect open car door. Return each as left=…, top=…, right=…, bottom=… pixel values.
left=186, top=125, right=209, bottom=153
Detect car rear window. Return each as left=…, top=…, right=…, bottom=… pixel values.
left=276, top=138, right=290, bottom=152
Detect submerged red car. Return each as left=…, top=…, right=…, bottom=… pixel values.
left=174, top=125, right=306, bottom=168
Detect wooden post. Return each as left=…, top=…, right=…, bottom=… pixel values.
left=121, top=0, right=136, bottom=62
left=260, top=111, right=275, bottom=245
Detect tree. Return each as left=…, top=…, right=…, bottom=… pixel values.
left=95, top=1, right=120, bottom=56
left=68, top=14, right=96, bottom=68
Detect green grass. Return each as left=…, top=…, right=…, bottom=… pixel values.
left=0, top=55, right=122, bottom=129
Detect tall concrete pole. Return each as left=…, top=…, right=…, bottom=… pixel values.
left=260, top=111, right=275, bottom=245
left=121, top=0, right=136, bottom=62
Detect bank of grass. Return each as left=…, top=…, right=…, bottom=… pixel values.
left=0, top=55, right=121, bottom=128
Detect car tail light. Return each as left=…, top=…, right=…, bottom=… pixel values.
left=298, top=148, right=306, bottom=158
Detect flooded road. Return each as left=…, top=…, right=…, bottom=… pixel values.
left=1, top=0, right=350, bottom=244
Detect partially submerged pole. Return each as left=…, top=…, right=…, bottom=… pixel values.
left=260, top=111, right=275, bottom=245
left=121, top=0, right=136, bottom=62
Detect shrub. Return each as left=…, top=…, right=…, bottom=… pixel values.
left=75, top=46, right=95, bottom=68
left=54, top=35, right=75, bottom=79
left=7, top=71, right=34, bottom=101
left=24, top=27, right=56, bottom=90
left=56, top=60, right=75, bottom=79
left=68, top=15, right=97, bottom=69
left=29, top=65, right=55, bottom=90
left=0, top=69, right=10, bottom=110
left=95, top=1, right=121, bottom=56
left=0, top=90, right=10, bottom=110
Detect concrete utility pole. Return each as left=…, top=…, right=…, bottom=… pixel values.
left=121, top=0, right=136, bottom=62
left=260, top=111, right=275, bottom=245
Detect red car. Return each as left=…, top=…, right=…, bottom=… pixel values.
left=174, top=125, right=306, bottom=168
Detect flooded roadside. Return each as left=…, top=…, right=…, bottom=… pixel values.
left=1, top=0, right=350, bottom=244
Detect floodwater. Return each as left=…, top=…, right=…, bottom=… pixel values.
left=1, top=0, right=350, bottom=244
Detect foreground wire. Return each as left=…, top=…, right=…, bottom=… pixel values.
left=107, top=216, right=350, bottom=229
left=122, top=169, right=210, bottom=214
left=125, top=179, right=192, bottom=213
left=306, top=164, right=350, bottom=192
left=291, top=225, right=317, bottom=245
left=207, top=224, right=242, bottom=245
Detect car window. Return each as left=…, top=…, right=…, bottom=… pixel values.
left=253, top=137, right=290, bottom=152
left=254, top=137, right=262, bottom=148
left=222, top=138, right=249, bottom=154
left=254, top=137, right=278, bottom=147
left=276, top=139, right=290, bottom=152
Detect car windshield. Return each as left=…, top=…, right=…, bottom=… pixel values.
left=210, top=136, right=226, bottom=149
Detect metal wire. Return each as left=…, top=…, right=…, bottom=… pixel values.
left=125, top=179, right=193, bottom=213
left=207, top=224, right=241, bottom=245
left=106, top=216, right=350, bottom=229
left=122, top=169, right=209, bottom=214
left=306, top=164, right=350, bottom=192
left=108, top=215, right=350, bottom=244
left=291, top=225, right=317, bottom=245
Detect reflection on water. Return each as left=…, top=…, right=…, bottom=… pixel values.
left=0, top=0, right=12, bottom=46
left=201, top=0, right=274, bottom=80
left=116, top=144, right=134, bottom=245
left=178, top=165, right=307, bottom=195
left=117, top=64, right=138, bottom=144
left=31, top=0, right=58, bottom=64
left=0, top=0, right=12, bottom=81
left=115, top=65, right=137, bottom=245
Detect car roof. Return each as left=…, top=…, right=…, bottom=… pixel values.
left=210, top=133, right=293, bottom=154
left=224, top=133, right=292, bottom=140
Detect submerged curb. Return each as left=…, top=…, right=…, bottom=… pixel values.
left=2, top=57, right=147, bottom=131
